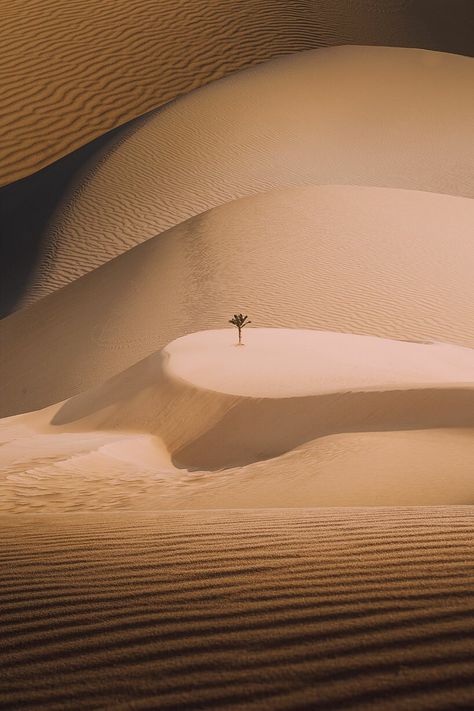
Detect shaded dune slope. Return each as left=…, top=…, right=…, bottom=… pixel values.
left=47, top=329, right=474, bottom=471
left=2, top=1, right=473, bottom=188
left=1, top=185, right=473, bottom=418
left=1, top=508, right=474, bottom=710
left=0, top=125, right=127, bottom=317
left=28, top=46, right=474, bottom=302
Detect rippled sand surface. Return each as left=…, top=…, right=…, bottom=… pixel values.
left=2, top=1, right=473, bottom=187
left=1, top=5, right=473, bottom=708
left=28, top=46, right=474, bottom=301
left=1, top=509, right=473, bottom=710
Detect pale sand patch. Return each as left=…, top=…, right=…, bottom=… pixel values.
left=1, top=185, right=473, bottom=417
left=162, top=329, right=474, bottom=398
left=30, top=46, right=474, bottom=299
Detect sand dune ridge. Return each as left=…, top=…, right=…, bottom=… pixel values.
left=28, top=46, right=474, bottom=301
left=2, top=1, right=473, bottom=187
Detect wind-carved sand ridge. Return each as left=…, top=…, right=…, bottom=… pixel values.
left=1, top=329, right=473, bottom=513
left=1, top=1, right=473, bottom=187
left=27, top=46, right=474, bottom=302
left=1, top=185, right=473, bottom=418
left=1, top=508, right=474, bottom=709
left=1, top=6, right=473, bottom=706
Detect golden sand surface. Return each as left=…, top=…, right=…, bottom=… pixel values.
left=1, top=7, right=473, bottom=707
left=26, top=46, right=474, bottom=301
left=1, top=185, right=473, bottom=418
left=1, top=508, right=473, bottom=709
left=1, top=0, right=473, bottom=187
left=1, top=329, right=472, bottom=513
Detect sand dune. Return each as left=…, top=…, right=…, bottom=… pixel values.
left=1, top=329, right=472, bottom=512
left=1, top=185, right=473, bottom=418
left=25, top=45, right=474, bottom=302
left=2, top=426, right=474, bottom=514
left=2, top=2, right=473, bottom=188
left=2, top=5, right=473, bottom=708
left=1, top=508, right=473, bottom=709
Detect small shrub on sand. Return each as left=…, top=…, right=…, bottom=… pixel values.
left=229, top=314, right=251, bottom=345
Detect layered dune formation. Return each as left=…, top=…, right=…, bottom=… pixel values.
left=1, top=185, right=473, bottom=417
left=26, top=46, right=474, bottom=301
left=1, top=4, right=474, bottom=706
left=1, top=1, right=473, bottom=187
left=1, top=329, right=473, bottom=513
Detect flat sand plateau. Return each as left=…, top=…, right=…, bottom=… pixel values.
left=1, top=508, right=474, bottom=710
left=1, top=0, right=473, bottom=187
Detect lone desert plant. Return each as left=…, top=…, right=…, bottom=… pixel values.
left=229, top=313, right=251, bottom=345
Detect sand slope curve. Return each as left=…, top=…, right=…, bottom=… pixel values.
left=1, top=185, right=473, bottom=418
left=2, top=1, right=473, bottom=187
left=28, top=45, right=474, bottom=301
left=50, top=328, right=474, bottom=470
left=1, top=329, right=472, bottom=512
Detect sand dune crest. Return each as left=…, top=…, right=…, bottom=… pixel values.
left=2, top=1, right=473, bottom=187
left=1, top=329, right=472, bottom=511
left=28, top=46, right=474, bottom=301
left=1, top=185, right=473, bottom=418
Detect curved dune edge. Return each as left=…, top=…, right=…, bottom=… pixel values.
left=1, top=329, right=473, bottom=511
left=47, top=328, right=474, bottom=472
left=28, top=45, right=474, bottom=301
left=1, top=509, right=474, bottom=708
left=1, top=184, right=473, bottom=418
left=2, top=1, right=474, bottom=187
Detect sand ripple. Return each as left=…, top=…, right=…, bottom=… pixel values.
left=27, top=46, right=474, bottom=301
left=1, top=508, right=473, bottom=709
left=1, top=1, right=473, bottom=187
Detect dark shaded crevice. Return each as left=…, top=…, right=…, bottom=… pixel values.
left=0, top=123, right=130, bottom=317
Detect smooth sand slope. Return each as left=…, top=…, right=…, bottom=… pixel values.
left=1, top=508, right=474, bottom=709
left=1, top=185, right=473, bottom=418
left=1, top=1, right=473, bottom=187
left=27, top=45, right=474, bottom=301
left=1, top=329, right=473, bottom=513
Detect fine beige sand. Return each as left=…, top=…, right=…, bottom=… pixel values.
left=2, top=8, right=473, bottom=707
left=1, top=185, right=473, bottom=418
left=1, top=2, right=473, bottom=187
left=1, top=329, right=473, bottom=513
left=27, top=46, right=474, bottom=301
left=1, top=508, right=473, bottom=709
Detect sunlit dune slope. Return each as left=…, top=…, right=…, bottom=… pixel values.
left=1, top=508, right=474, bottom=709
left=46, top=328, right=474, bottom=452
left=28, top=45, right=474, bottom=301
left=1, top=1, right=473, bottom=187
left=1, top=329, right=472, bottom=512
left=1, top=185, right=473, bottom=418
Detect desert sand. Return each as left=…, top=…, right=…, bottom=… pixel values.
left=1, top=328, right=473, bottom=513
left=26, top=46, right=474, bottom=301
left=1, top=508, right=474, bottom=709
left=1, top=185, right=473, bottom=417
left=1, top=1, right=473, bottom=187
left=1, top=4, right=473, bottom=707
